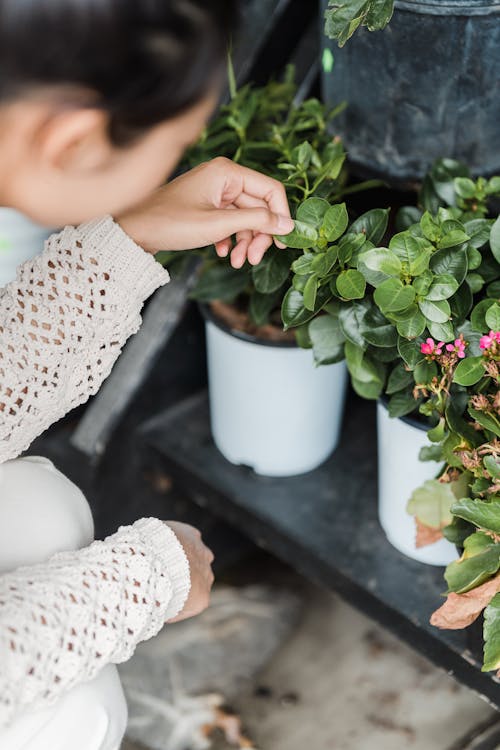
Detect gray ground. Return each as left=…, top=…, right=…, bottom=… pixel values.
left=122, top=570, right=499, bottom=750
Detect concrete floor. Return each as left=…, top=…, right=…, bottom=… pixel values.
left=122, top=578, right=499, bottom=750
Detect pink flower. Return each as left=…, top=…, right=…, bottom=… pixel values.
left=420, top=338, right=445, bottom=357
left=421, top=338, right=435, bottom=355
left=480, top=331, right=500, bottom=351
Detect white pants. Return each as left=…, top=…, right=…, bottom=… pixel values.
left=0, top=457, right=129, bottom=750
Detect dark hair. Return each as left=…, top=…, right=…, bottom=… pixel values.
left=0, top=0, right=238, bottom=144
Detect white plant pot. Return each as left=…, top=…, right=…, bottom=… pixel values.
left=0, top=209, right=53, bottom=287
left=377, top=401, right=457, bottom=566
left=204, top=309, right=348, bottom=477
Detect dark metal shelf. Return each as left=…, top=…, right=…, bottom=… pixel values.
left=140, top=391, right=500, bottom=711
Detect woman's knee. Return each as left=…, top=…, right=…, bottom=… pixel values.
left=0, top=456, right=94, bottom=573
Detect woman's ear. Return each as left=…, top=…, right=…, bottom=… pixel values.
left=36, top=108, right=114, bottom=174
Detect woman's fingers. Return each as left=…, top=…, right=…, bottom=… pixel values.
left=233, top=193, right=289, bottom=250
left=215, top=237, right=232, bottom=258
left=247, top=233, right=274, bottom=266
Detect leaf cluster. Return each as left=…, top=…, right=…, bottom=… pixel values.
left=282, top=159, right=500, bottom=412
left=185, top=68, right=379, bottom=326
left=324, top=0, right=394, bottom=47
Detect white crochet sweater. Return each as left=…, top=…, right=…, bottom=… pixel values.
left=0, top=217, right=191, bottom=727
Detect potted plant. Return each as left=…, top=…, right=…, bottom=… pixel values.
left=404, top=299, right=500, bottom=673
left=282, top=159, right=500, bottom=564
left=178, top=69, right=379, bottom=477
left=321, top=0, right=500, bottom=183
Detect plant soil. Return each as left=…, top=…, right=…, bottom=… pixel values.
left=210, top=300, right=296, bottom=344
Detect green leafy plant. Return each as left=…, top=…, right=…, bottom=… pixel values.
left=324, top=0, right=394, bottom=47
left=281, top=160, right=500, bottom=404
left=181, top=68, right=379, bottom=333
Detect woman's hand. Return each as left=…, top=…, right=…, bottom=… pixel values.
left=117, top=157, right=294, bottom=268
left=164, top=521, right=215, bottom=623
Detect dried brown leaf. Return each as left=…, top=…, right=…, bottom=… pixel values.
left=415, top=519, right=444, bottom=548
left=431, top=573, right=500, bottom=629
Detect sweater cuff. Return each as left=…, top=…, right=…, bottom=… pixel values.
left=133, top=518, right=191, bottom=621
left=77, top=216, right=170, bottom=301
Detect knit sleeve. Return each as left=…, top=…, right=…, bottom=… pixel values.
left=0, top=518, right=190, bottom=727
left=0, top=216, right=170, bottom=463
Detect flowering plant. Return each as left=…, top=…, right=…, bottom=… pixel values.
left=281, top=159, right=500, bottom=412
left=404, top=325, right=500, bottom=674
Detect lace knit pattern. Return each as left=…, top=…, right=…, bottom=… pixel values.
left=0, top=218, right=192, bottom=726
left=0, top=216, right=169, bottom=462
left=0, top=518, right=190, bottom=728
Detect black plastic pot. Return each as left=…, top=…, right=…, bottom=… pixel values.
left=321, top=0, right=500, bottom=184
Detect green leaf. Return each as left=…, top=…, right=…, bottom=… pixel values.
left=452, top=498, right=500, bottom=534
left=471, top=299, right=497, bottom=332
left=420, top=211, right=441, bottom=242
left=468, top=408, right=500, bottom=439
left=389, top=233, right=432, bottom=275
left=418, top=299, right=451, bottom=324
left=490, top=216, right=500, bottom=264
left=395, top=305, right=427, bottom=339
left=414, top=359, right=437, bottom=384
left=374, top=278, right=416, bottom=313
left=191, top=263, right=250, bottom=303
left=275, top=220, right=318, bottom=249
left=430, top=247, right=468, bottom=284
left=467, top=273, right=485, bottom=294
left=420, top=444, right=445, bottom=462
left=339, top=301, right=369, bottom=348
left=413, top=270, right=433, bottom=297
left=349, top=208, right=389, bottom=245
left=407, top=480, right=455, bottom=530
left=395, top=206, right=422, bottom=232
left=450, top=284, right=473, bottom=323
left=445, top=533, right=500, bottom=593
left=360, top=307, right=398, bottom=348
left=303, top=274, right=319, bottom=311
left=311, top=247, right=338, bottom=277
left=427, top=319, right=455, bottom=342
left=365, top=0, right=395, bottom=30
left=324, top=0, right=368, bottom=46
left=431, top=158, right=469, bottom=206
left=296, top=197, right=330, bottom=229
left=426, top=274, right=459, bottom=301
left=252, top=246, right=291, bottom=294
left=281, top=288, right=315, bottom=330
left=484, top=455, right=500, bottom=480
left=483, top=594, right=500, bottom=673
left=309, top=314, right=346, bottom=365
left=292, top=253, right=315, bottom=275
left=397, top=335, right=425, bottom=369
left=454, top=177, right=476, bottom=199
left=409, top=248, right=433, bottom=277
left=386, top=363, right=414, bottom=394
left=453, top=357, right=485, bottom=386
left=487, top=280, right=500, bottom=299
left=322, top=203, right=349, bottom=243
left=344, top=340, right=384, bottom=397
left=485, top=302, right=500, bottom=331
left=388, top=391, right=418, bottom=418
left=294, top=323, right=312, bottom=349
left=358, top=247, right=401, bottom=276
left=467, top=245, right=483, bottom=270
left=336, top=269, right=366, bottom=300
left=464, top=218, right=492, bottom=248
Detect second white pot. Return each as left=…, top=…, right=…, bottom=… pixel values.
left=377, top=401, right=457, bottom=566
left=204, top=309, right=348, bottom=477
